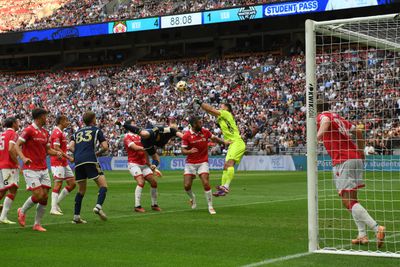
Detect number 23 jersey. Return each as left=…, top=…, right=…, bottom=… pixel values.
left=73, top=126, right=106, bottom=167
left=317, top=112, right=361, bottom=166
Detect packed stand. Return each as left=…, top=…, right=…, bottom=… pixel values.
left=1, top=49, right=399, bottom=156
left=3, top=0, right=288, bottom=32
left=0, top=54, right=308, bottom=156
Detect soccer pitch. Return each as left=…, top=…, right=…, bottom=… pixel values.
left=1, top=171, right=399, bottom=267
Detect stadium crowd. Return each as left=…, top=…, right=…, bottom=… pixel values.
left=1, top=0, right=287, bottom=32
left=1, top=48, right=399, bottom=156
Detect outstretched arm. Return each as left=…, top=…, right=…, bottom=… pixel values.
left=194, top=98, right=220, bottom=117
left=200, top=103, right=220, bottom=117
left=211, top=135, right=232, bottom=146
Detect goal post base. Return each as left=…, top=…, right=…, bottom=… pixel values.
left=314, top=249, right=400, bottom=259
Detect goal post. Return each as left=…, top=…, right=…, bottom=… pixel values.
left=306, top=13, right=400, bottom=258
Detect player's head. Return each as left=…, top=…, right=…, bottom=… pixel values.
left=83, top=111, right=96, bottom=126
left=32, top=108, right=48, bottom=126
left=56, top=114, right=70, bottom=129
left=220, top=103, right=233, bottom=113
left=317, top=100, right=330, bottom=113
left=3, top=116, right=19, bottom=131
left=189, top=116, right=202, bottom=132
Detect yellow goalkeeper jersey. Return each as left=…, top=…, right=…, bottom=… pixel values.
left=217, top=110, right=243, bottom=142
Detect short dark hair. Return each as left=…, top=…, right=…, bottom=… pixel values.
left=189, top=116, right=200, bottom=127
left=317, top=100, right=330, bottom=113
left=223, top=103, right=233, bottom=113
left=83, top=111, right=96, bottom=126
left=55, top=115, right=68, bottom=125
left=3, top=117, right=17, bottom=128
left=32, top=108, right=48, bottom=120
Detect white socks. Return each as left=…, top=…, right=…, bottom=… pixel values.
left=0, top=196, right=14, bottom=220
left=151, top=187, right=158, bottom=206
left=57, top=188, right=70, bottom=204
left=352, top=203, right=378, bottom=236
left=205, top=190, right=213, bottom=208
left=21, top=196, right=37, bottom=214
left=135, top=185, right=143, bottom=207
left=34, top=204, right=46, bottom=225
left=186, top=190, right=194, bottom=200
left=51, top=192, right=59, bottom=210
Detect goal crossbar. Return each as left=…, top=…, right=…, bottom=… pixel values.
left=314, top=13, right=400, bottom=51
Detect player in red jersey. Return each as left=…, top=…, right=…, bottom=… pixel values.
left=181, top=117, right=231, bottom=215
left=124, top=120, right=161, bottom=213
left=50, top=115, right=76, bottom=216
left=0, top=117, right=20, bottom=224
left=317, top=101, right=385, bottom=247
left=14, top=108, right=70, bottom=232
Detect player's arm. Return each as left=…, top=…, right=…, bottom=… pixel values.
left=8, top=140, right=19, bottom=164
left=211, top=135, right=232, bottom=146
left=317, top=116, right=331, bottom=141
left=181, top=147, right=198, bottom=155
left=352, top=127, right=366, bottom=159
left=200, top=103, right=220, bottom=117
left=181, top=135, right=198, bottom=155
left=95, top=129, right=109, bottom=157
left=46, top=145, right=66, bottom=159
left=53, top=141, right=74, bottom=162
left=15, top=136, right=32, bottom=165
left=128, top=142, right=145, bottom=151
left=68, top=140, right=75, bottom=152
left=96, top=141, right=109, bottom=157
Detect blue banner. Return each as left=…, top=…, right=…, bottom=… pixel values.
left=111, top=156, right=225, bottom=171
left=20, top=23, right=109, bottom=43
left=318, top=155, right=400, bottom=171
left=263, top=0, right=388, bottom=18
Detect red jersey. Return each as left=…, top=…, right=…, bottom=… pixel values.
left=317, top=112, right=361, bottom=166
left=50, top=127, right=68, bottom=167
left=124, top=133, right=147, bottom=165
left=19, top=123, right=50, bottom=170
left=182, top=128, right=212, bottom=164
left=0, top=129, right=19, bottom=169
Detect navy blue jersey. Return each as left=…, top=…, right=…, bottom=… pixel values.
left=141, top=127, right=178, bottom=155
left=73, top=126, right=106, bottom=166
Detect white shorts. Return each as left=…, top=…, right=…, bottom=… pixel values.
left=184, top=162, right=209, bottom=177
left=51, top=165, right=74, bottom=181
left=333, top=159, right=365, bottom=195
left=0, top=169, right=19, bottom=191
left=128, top=163, right=153, bottom=178
left=23, top=169, right=51, bottom=191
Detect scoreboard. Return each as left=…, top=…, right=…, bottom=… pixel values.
left=8, top=0, right=397, bottom=44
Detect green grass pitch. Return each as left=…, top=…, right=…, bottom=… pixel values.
left=1, top=171, right=399, bottom=266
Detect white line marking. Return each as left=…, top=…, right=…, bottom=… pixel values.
left=241, top=252, right=312, bottom=267
left=0, top=196, right=308, bottom=231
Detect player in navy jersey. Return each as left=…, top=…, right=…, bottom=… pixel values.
left=123, top=121, right=183, bottom=172
left=69, top=111, right=109, bottom=224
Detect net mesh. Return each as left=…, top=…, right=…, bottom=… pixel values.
left=314, top=15, right=400, bottom=255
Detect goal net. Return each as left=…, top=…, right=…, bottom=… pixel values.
left=306, top=14, right=400, bottom=258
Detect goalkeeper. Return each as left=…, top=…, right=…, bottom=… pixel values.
left=194, top=98, right=246, bottom=197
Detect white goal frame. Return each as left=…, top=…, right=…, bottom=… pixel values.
left=306, top=13, right=400, bottom=258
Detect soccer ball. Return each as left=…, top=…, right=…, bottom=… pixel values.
left=175, top=80, right=187, bottom=92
